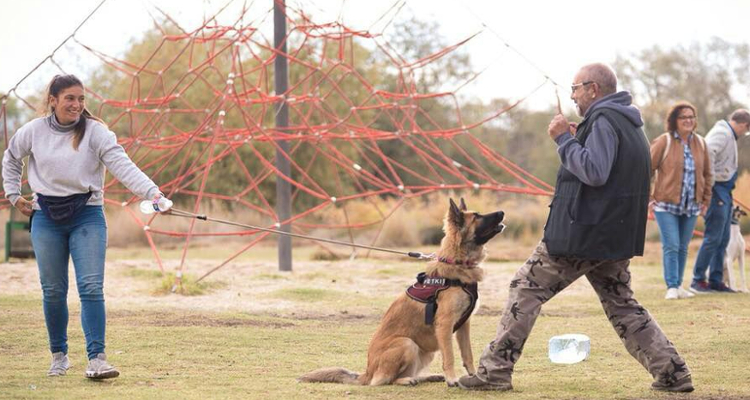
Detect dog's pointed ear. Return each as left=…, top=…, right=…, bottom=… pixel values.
left=459, top=197, right=468, bottom=211
left=449, top=198, right=464, bottom=227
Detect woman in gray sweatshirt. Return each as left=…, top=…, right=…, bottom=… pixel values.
left=2, top=74, right=168, bottom=379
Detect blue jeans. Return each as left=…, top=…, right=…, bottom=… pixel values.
left=692, top=195, right=732, bottom=285
left=654, top=211, right=698, bottom=289
left=30, top=206, right=108, bottom=360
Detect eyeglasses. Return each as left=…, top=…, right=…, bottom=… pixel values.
left=571, top=81, right=594, bottom=93
left=677, top=116, right=696, bottom=121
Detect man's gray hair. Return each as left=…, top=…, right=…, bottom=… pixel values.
left=580, top=63, right=618, bottom=95
left=729, top=109, right=750, bottom=124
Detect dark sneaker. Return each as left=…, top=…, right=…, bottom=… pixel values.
left=85, top=353, right=119, bottom=379
left=651, top=375, right=694, bottom=392
left=689, top=281, right=711, bottom=294
left=47, top=352, right=70, bottom=377
left=709, top=282, right=736, bottom=293
left=457, top=374, right=513, bottom=391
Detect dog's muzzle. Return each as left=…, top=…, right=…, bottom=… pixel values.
left=474, top=211, right=505, bottom=245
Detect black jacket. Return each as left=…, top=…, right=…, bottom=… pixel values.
left=543, top=103, right=651, bottom=260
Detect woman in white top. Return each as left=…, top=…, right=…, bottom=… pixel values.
left=2, top=74, right=169, bottom=379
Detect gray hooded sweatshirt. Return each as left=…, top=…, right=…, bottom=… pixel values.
left=553, top=91, right=644, bottom=187
left=2, top=116, right=160, bottom=209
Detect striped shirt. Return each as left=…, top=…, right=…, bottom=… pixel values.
left=653, top=132, right=701, bottom=216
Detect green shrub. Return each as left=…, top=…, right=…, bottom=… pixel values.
left=154, top=272, right=225, bottom=296
left=419, top=225, right=444, bottom=245
left=309, top=248, right=346, bottom=261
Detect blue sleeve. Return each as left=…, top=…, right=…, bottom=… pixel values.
left=553, top=117, right=618, bottom=187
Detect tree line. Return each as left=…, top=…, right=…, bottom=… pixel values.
left=2, top=18, right=749, bottom=211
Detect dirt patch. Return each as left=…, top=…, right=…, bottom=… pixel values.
left=0, top=244, right=607, bottom=322
left=275, top=310, right=376, bottom=322
left=109, top=309, right=296, bottom=328
left=475, top=304, right=505, bottom=316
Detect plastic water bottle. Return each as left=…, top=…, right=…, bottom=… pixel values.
left=548, top=334, right=590, bottom=364
left=139, top=197, right=173, bottom=214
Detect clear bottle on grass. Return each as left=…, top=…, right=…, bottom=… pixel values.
left=548, top=333, right=590, bottom=364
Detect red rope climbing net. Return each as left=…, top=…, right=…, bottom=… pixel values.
left=1, top=0, right=558, bottom=280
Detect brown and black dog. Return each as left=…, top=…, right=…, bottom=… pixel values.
left=298, top=198, right=504, bottom=387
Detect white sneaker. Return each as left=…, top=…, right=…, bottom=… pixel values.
left=85, top=353, right=119, bottom=379
left=665, top=288, right=679, bottom=300
left=48, top=352, right=70, bottom=376
left=677, top=287, right=695, bottom=299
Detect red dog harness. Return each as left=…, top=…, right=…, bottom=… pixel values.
left=406, top=272, right=478, bottom=332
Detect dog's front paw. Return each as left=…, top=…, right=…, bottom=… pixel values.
left=446, top=379, right=459, bottom=387
left=394, top=377, right=419, bottom=386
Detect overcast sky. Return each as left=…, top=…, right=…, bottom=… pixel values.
left=1, top=0, right=748, bottom=111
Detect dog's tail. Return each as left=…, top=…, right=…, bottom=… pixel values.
left=297, top=367, right=362, bottom=385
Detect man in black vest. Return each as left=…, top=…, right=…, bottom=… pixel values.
left=458, top=63, right=693, bottom=393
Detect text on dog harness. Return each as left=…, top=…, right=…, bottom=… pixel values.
left=405, top=272, right=478, bottom=332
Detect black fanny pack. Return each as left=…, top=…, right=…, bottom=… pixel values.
left=36, top=192, right=93, bottom=223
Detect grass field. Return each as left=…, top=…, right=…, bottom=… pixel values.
left=1, top=241, right=749, bottom=400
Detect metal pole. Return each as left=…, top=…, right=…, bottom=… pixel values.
left=274, top=0, right=292, bottom=271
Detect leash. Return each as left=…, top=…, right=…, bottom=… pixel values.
left=164, top=207, right=437, bottom=261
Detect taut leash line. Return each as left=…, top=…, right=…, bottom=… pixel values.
left=165, top=207, right=435, bottom=260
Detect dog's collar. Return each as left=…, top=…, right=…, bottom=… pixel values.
left=438, top=256, right=478, bottom=268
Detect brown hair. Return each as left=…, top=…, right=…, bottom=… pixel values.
left=665, top=102, right=697, bottom=133
left=44, top=74, right=104, bottom=150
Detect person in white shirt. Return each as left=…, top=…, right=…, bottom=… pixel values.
left=2, top=74, right=169, bottom=379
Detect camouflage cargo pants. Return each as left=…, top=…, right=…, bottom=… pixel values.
left=476, top=241, right=690, bottom=386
